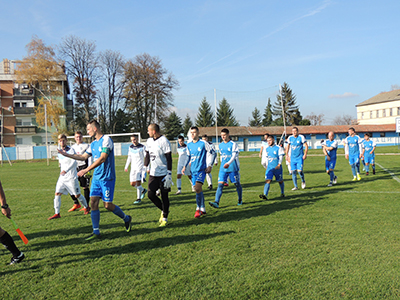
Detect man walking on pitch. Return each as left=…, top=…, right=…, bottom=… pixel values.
left=58, top=120, right=132, bottom=240
left=124, top=134, right=147, bottom=204
left=0, top=179, right=25, bottom=265
left=209, top=128, right=243, bottom=208
left=202, top=135, right=217, bottom=190
left=183, top=127, right=215, bottom=218
left=144, top=124, right=173, bottom=227
left=344, top=127, right=363, bottom=181
left=259, top=135, right=285, bottom=200
left=259, top=133, right=269, bottom=169
left=322, top=131, right=338, bottom=187
left=176, top=135, right=193, bottom=194
left=286, top=127, right=308, bottom=190
left=68, top=131, right=92, bottom=213
left=361, top=133, right=376, bottom=175
left=48, top=134, right=90, bottom=220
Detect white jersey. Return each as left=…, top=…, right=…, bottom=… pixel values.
left=146, top=135, right=171, bottom=177
left=125, top=143, right=146, bottom=172
left=57, top=146, right=78, bottom=181
left=71, top=142, right=91, bottom=168
left=177, top=143, right=191, bottom=175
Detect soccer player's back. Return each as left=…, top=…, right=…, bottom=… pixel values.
left=286, top=127, right=308, bottom=190
left=344, top=127, right=362, bottom=181
left=362, top=133, right=376, bottom=175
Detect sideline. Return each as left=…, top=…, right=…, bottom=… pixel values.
left=376, top=162, right=400, bottom=184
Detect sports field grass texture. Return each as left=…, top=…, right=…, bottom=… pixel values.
left=1, top=147, right=400, bottom=299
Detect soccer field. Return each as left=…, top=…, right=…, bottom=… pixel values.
left=1, top=148, right=400, bottom=299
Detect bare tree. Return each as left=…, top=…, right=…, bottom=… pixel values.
left=58, top=35, right=100, bottom=130
left=391, top=84, right=400, bottom=91
left=333, top=114, right=354, bottom=125
left=305, top=112, right=325, bottom=126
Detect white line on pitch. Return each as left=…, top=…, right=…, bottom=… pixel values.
left=376, top=162, right=400, bottom=184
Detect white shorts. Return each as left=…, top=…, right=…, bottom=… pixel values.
left=177, top=163, right=191, bottom=176
left=130, top=170, right=142, bottom=182
left=55, top=177, right=81, bottom=196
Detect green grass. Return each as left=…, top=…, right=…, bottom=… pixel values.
left=1, top=147, right=400, bottom=299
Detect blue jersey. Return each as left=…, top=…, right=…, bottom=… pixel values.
left=266, top=145, right=284, bottom=171
left=186, top=140, right=214, bottom=173
left=362, top=140, right=376, bottom=158
left=86, top=135, right=115, bottom=181
left=219, top=140, right=240, bottom=173
left=288, top=134, right=307, bottom=160
left=323, top=140, right=338, bottom=160
left=344, top=135, right=362, bottom=157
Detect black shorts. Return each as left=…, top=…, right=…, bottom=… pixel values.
left=77, top=166, right=90, bottom=188
left=148, top=175, right=170, bottom=192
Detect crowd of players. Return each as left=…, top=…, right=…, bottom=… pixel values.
left=0, top=121, right=376, bottom=265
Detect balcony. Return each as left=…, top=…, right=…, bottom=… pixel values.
left=14, top=88, right=35, bottom=97
left=14, top=107, right=35, bottom=115
left=15, top=125, right=37, bottom=134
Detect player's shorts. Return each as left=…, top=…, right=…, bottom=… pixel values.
left=90, top=180, right=115, bottom=202
left=177, top=163, right=191, bottom=176
left=325, top=158, right=336, bottom=171
left=364, top=156, right=375, bottom=164
left=265, top=166, right=283, bottom=181
left=148, top=175, right=169, bottom=192
left=348, top=155, right=360, bottom=166
left=55, top=177, right=81, bottom=196
left=129, top=170, right=142, bottom=182
left=218, top=170, right=240, bottom=184
left=290, top=158, right=304, bottom=171
left=191, top=171, right=206, bottom=185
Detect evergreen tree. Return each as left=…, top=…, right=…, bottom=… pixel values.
left=182, top=113, right=193, bottom=135
left=248, top=107, right=262, bottom=127
left=272, top=82, right=302, bottom=126
left=195, top=97, right=215, bottom=127
left=217, top=98, right=239, bottom=127
left=262, top=98, right=273, bottom=126
left=164, top=111, right=183, bottom=140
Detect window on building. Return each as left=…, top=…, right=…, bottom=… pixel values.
left=380, top=132, right=386, bottom=137
left=383, top=109, right=386, bottom=117
left=361, top=112, right=364, bottom=119
left=15, top=103, right=20, bottom=108
left=22, top=103, right=27, bottom=107
left=16, top=119, right=22, bottom=126
left=370, top=111, right=373, bottom=118
left=390, top=108, right=393, bottom=116
left=16, top=138, right=23, bottom=145
left=376, top=110, right=379, bottom=118
left=398, top=107, right=400, bottom=115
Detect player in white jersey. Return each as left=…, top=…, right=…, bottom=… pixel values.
left=202, top=135, right=217, bottom=190
left=176, top=135, right=193, bottom=194
left=259, top=133, right=270, bottom=168
left=125, top=134, right=147, bottom=204
left=48, top=134, right=90, bottom=220
left=144, top=124, right=173, bottom=227
left=68, top=131, right=92, bottom=213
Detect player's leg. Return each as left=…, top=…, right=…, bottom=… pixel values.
left=210, top=170, right=227, bottom=208
left=297, top=159, right=305, bottom=188
left=148, top=176, right=166, bottom=225
left=371, top=157, right=376, bottom=174
left=276, top=166, right=285, bottom=196
left=365, top=161, right=370, bottom=175
left=193, top=172, right=206, bottom=217
left=231, top=172, right=242, bottom=205
left=159, top=179, right=170, bottom=226
left=206, top=173, right=213, bottom=190
left=291, top=160, right=298, bottom=190
left=0, top=227, right=24, bottom=265
left=176, top=173, right=182, bottom=194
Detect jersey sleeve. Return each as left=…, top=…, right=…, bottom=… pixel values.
left=205, top=141, right=216, bottom=167
left=125, top=152, right=131, bottom=170
left=162, top=137, right=171, bottom=154
left=300, top=135, right=307, bottom=144
left=101, top=136, right=113, bottom=154
left=86, top=144, right=93, bottom=157
left=331, top=141, right=338, bottom=149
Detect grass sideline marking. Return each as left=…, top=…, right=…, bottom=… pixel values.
left=376, top=162, right=400, bottom=184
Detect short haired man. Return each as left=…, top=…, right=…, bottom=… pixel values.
left=259, top=133, right=269, bottom=169
left=0, top=179, right=25, bottom=265
left=48, top=134, right=90, bottom=220
left=202, top=134, right=217, bottom=190
left=176, top=135, right=193, bottom=194
left=286, top=127, right=308, bottom=190
left=322, top=131, right=338, bottom=186
left=68, top=131, right=92, bottom=213
left=209, top=128, right=243, bottom=208
left=344, top=127, right=363, bottom=181
left=124, top=134, right=147, bottom=204
left=182, top=127, right=215, bottom=218
left=259, top=135, right=285, bottom=200
left=58, top=120, right=132, bottom=240
left=361, top=133, right=376, bottom=175
left=144, top=124, right=173, bottom=227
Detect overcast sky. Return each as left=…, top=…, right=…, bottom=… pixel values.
left=1, top=0, right=399, bottom=125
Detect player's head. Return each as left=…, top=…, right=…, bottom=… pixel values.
left=178, top=135, right=185, bottom=146
left=190, top=126, right=199, bottom=141
left=221, top=128, right=230, bottom=142
left=74, top=131, right=83, bottom=144
left=202, top=134, right=208, bottom=142
left=364, top=133, right=370, bottom=140
left=292, top=127, right=299, bottom=137
left=328, top=131, right=334, bottom=140
left=131, top=134, right=139, bottom=145
left=87, top=120, right=101, bottom=138
left=348, top=127, right=355, bottom=136
left=267, top=135, right=275, bottom=146
left=148, top=123, right=160, bottom=138
left=264, top=133, right=269, bottom=140
left=58, top=134, right=67, bottom=148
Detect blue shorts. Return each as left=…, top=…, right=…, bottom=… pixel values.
left=191, top=171, right=206, bottom=185
left=218, top=170, right=240, bottom=184
left=349, top=155, right=360, bottom=166
left=265, top=166, right=283, bottom=181
left=364, top=156, right=375, bottom=164
left=325, top=158, right=336, bottom=171
left=291, top=158, right=303, bottom=171
left=90, top=180, right=115, bottom=202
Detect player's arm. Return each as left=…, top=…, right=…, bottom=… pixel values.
left=165, top=152, right=172, bottom=172
left=259, top=146, right=263, bottom=158
left=124, top=153, right=131, bottom=172
left=276, top=148, right=284, bottom=169
left=78, top=152, right=108, bottom=177
left=303, top=141, right=309, bottom=160
left=344, top=140, right=349, bottom=159
left=0, top=180, right=11, bottom=218
left=58, top=149, right=89, bottom=161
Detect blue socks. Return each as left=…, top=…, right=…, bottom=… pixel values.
left=215, top=183, right=224, bottom=203
left=196, top=191, right=204, bottom=209
left=91, top=209, right=100, bottom=235
left=235, top=182, right=242, bottom=201
left=264, top=183, right=270, bottom=196
left=279, top=182, right=284, bottom=194
left=292, top=171, right=298, bottom=188
left=351, top=164, right=357, bottom=176
left=330, top=171, right=335, bottom=182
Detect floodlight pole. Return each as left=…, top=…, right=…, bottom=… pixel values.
left=214, top=88, right=219, bottom=158
left=155, top=94, right=157, bottom=124
left=45, top=104, right=49, bottom=166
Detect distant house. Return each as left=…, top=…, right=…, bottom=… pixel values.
left=190, top=125, right=397, bottom=151
left=356, top=89, right=400, bottom=125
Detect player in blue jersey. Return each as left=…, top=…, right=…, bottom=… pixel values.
left=322, top=131, right=338, bottom=187
left=361, top=133, right=376, bottom=175
left=182, top=127, right=215, bottom=218
left=209, top=128, right=243, bottom=208
left=58, top=120, right=132, bottom=240
left=344, top=127, right=363, bottom=181
left=259, top=135, right=285, bottom=200
left=285, top=127, right=308, bottom=190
